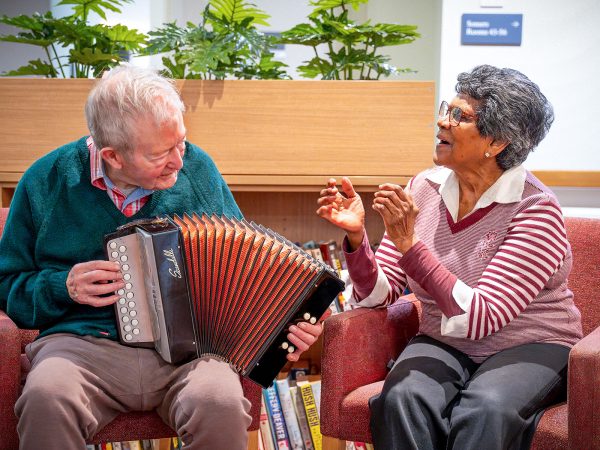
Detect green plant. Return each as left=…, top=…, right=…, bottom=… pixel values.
left=0, top=0, right=147, bottom=78
left=279, top=0, right=420, bottom=80
left=146, top=0, right=289, bottom=80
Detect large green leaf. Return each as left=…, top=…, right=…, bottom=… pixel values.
left=100, top=24, right=147, bottom=50
left=279, top=23, right=330, bottom=47
left=70, top=47, right=119, bottom=64
left=309, top=0, right=368, bottom=16
left=0, top=34, right=53, bottom=47
left=1, top=59, right=58, bottom=77
left=56, top=0, right=132, bottom=21
left=209, top=0, right=270, bottom=27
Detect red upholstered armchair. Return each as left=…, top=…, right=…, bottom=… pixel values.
left=320, top=216, right=600, bottom=450
left=0, top=207, right=261, bottom=450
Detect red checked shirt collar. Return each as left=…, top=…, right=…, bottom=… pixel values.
left=87, top=136, right=153, bottom=217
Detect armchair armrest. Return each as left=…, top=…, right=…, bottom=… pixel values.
left=0, top=310, right=21, bottom=449
left=321, top=295, right=420, bottom=437
left=568, top=324, right=600, bottom=449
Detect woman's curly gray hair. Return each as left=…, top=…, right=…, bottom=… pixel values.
left=85, top=64, right=185, bottom=154
left=455, top=65, right=554, bottom=170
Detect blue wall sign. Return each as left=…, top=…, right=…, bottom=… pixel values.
left=461, top=14, right=523, bottom=46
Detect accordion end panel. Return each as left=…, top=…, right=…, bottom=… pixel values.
left=245, top=271, right=344, bottom=388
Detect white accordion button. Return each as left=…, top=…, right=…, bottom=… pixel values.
left=119, top=245, right=127, bottom=252
left=123, top=273, right=131, bottom=281
left=120, top=255, right=128, bottom=262
left=287, top=346, right=295, bottom=353
left=130, top=310, right=137, bottom=317
left=117, top=289, right=125, bottom=295
left=133, top=328, right=140, bottom=335
left=125, top=283, right=132, bottom=289
left=310, top=317, right=317, bottom=324
left=303, top=312, right=311, bottom=320
left=125, top=334, right=132, bottom=341
left=109, top=242, right=117, bottom=249
left=124, top=325, right=132, bottom=332
left=281, top=342, right=289, bottom=350
left=122, top=264, right=130, bottom=271
left=119, top=298, right=126, bottom=304
left=126, top=292, right=134, bottom=299
left=131, top=319, right=139, bottom=326
left=111, top=251, right=118, bottom=258
left=122, top=316, right=130, bottom=322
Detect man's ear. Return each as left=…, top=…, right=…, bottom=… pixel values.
left=100, top=147, right=125, bottom=170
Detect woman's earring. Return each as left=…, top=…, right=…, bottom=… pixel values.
left=485, top=152, right=491, bottom=158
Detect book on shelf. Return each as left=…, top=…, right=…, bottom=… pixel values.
left=259, top=395, right=276, bottom=450
left=289, top=385, right=315, bottom=450
left=274, top=377, right=304, bottom=450
left=264, top=384, right=291, bottom=449
left=310, top=380, right=322, bottom=418
left=297, top=379, right=322, bottom=450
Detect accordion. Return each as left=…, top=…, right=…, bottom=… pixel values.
left=104, top=214, right=344, bottom=388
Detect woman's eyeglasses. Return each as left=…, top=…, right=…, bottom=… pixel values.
left=438, top=101, right=476, bottom=127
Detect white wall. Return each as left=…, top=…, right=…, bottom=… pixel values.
left=439, top=0, right=600, bottom=175
left=0, top=0, right=51, bottom=74
left=358, top=0, right=441, bottom=85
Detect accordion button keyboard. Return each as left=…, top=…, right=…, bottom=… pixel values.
left=106, top=234, right=155, bottom=346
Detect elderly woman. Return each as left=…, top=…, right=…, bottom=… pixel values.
left=317, top=65, right=582, bottom=450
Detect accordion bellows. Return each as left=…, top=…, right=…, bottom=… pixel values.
left=105, top=214, right=344, bottom=388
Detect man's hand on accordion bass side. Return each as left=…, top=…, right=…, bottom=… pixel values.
left=285, top=309, right=332, bottom=362
left=66, top=260, right=125, bottom=307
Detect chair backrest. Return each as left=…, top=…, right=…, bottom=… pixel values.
left=564, top=217, right=600, bottom=336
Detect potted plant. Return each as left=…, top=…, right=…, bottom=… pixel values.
left=0, top=0, right=146, bottom=78
left=144, top=0, right=289, bottom=80
left=279, top=0, right=420, bottom=80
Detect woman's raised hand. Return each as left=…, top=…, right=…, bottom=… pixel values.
left=373, top=183, right=419, bottom=254
left=317, top=177, right=366, bottom=248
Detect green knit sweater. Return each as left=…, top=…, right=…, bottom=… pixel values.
left=0, top=137, right=241, bottom=339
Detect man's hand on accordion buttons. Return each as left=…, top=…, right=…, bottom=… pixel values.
left=66, top=260, right=125, bottom=307
left=286, top=309, right=332, bottom=362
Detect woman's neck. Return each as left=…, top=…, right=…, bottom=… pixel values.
left=455, top=165, right=504, bottom=220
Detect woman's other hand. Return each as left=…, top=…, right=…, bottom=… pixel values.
left=317, top=177, right=365, bottom=249
left=373, top=183, right=419, bottom=254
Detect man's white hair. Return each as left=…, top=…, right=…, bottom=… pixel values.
left=85, top=64, right=185, bottom=153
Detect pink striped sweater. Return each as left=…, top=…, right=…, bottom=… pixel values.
left=345, top=166, right=582, bottom=362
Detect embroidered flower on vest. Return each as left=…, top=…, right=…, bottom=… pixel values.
left=477, top=230, right=499, bottom=259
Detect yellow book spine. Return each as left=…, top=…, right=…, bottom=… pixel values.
left=299, top=381, right=322, bottom=450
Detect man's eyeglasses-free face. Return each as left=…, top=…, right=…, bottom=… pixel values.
left=438, top=101, right=477, bottom=127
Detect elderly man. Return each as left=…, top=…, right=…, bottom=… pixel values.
left=0, top=65, right=324, bottom=449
